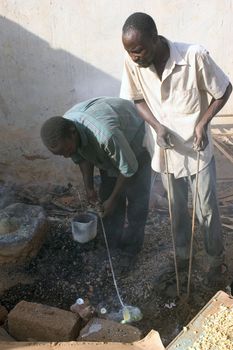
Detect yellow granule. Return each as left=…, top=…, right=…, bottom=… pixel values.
left=188, top=305, right=233, bottom=350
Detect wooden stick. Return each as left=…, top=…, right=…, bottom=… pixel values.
left=187, top=151, right=200, bottom=298
left=164, top=149, right=180, bottom=298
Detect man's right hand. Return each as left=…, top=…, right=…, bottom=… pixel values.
left=101, top=197, right=116, bottom=218
left=134, top=100, right=173, bottom=149
left=156, top=124, right=174, bottom=149
left=86, top=188, right=98, bottom=204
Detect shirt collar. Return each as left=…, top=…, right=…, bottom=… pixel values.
left=73, top=121, right=88, bottom=148
left=166, top=38, right=187, bottom=66
left=162, top=38, right=187, bottom=81
left=70, top=122, right=88, bottom=163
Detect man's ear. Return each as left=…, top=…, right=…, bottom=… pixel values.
left=70, top=125, right=77, bottom=137
left=152, top=34, right=158, bottom=44
left=70, top=125, right=80, bottom=145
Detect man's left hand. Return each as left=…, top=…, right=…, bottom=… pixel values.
left=102, top=198, right=116, bottom=217
left=193, top=124, right=208, bottom=151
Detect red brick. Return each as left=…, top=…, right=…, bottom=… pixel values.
left=78, top=317, right=142, bottom=342
left=0, top=327, right=15, bottom=341
left=0, top=305, right=8, bottom=325
left=8, top=300, right=81, bottom=341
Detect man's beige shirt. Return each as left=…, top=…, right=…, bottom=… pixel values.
left=120, top=39, right=230, bottom=178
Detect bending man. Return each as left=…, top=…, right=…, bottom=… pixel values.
left=40, top=97, right=151, bottom=271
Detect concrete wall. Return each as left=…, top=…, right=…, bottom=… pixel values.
left=0, top=0, right=232, bottom=184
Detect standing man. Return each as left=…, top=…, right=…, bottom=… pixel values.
left=120, top=12, right=232, bottom=284
left=40, top=97, right=151, bottom=272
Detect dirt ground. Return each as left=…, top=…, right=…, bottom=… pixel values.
left=0, top=145, right=233, bottom=347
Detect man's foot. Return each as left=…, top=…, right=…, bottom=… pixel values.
left=155, top=265, right=195, bottom=297
left=114, top=252, right=138, bottom=277
left=168, top=256, right=192, bottom=272
left=203, top=263, right=228, bottom=288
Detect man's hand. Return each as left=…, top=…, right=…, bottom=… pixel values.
left=101, top=197, right=116, bottom=218
left=86, top=188, right=98, bottom=204
left=193, top=123, right=208, bottom=151
left=156, top=124, right=174, bottom=149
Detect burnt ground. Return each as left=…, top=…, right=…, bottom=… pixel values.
left=1, top=139, right=233, bottom=346
left=0, top=170, right=233, bottom=346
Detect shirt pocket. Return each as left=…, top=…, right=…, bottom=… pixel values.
left=171, top=88, right=200, bottom=114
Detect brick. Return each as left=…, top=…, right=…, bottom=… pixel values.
left=8, top=301, right=81, bottom=341
left=0, top=305, right=8, bottom=325
left=78, top=317, right=142, bottom=342
left=0, top=327, right=15, bottom=341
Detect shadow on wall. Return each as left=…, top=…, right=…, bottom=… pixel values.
left=0, top=16, right=120, bottom=126
left=0, top=16, right=121, bottom=184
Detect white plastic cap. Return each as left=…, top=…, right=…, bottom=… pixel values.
left=76, top=298, right=84, bottom=305
left=100, top=307, right=107, bottom=314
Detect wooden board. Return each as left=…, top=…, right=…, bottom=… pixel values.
left=166, top=291, right=233, bottom=349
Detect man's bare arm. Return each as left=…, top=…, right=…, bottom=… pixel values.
left=102, top=174, right=128, bottom=217
left=194, top=82, right=232, bottom=150
left=79, top=160, right=97, bottom=203
left=134, top=99, right=173, bottom=149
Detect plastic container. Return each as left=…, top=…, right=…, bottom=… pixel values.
left=71, top=212, right=98, bottom=243
left=121, top=305, right=143, bottom=324
left=70, top=298, right=96, bottom=321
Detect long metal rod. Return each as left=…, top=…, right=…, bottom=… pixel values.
left=164, top=149, right=180, bottom=297
left=99, top=216, right=125, bottom=308
left=76, top=190, right=125, bottom=308
left=187, top=151, right=200, bottom=298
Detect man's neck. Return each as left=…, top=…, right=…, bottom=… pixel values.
left=153, top=36, right=170, bottom=80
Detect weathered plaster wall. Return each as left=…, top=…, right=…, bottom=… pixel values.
left=0, top=0, right=232, bottom=184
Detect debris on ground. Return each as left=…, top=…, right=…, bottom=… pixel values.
left=0, top=134, right=233, bottom=345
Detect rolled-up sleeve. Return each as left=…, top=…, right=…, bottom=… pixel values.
left=197, top=49, right=230, bottom=99
left=120, top=55, right=144, bottom=101
left=104, top=129, right=138, bottom=177
left=71, top=153, right=84, bottom=164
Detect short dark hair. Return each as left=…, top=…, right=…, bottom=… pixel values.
left=40, top=116, right=75, bottom=148
left=122, top=12, right=157, bottom=37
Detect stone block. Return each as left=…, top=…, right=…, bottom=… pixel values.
left=0, top=203, right=48, bottom=264
left=0, top=305, right=8, bottom=324
left=8, top=300, right=81, bottom=341
left=78, top=317, right=142, bottom=342
left=0, top=327, right=15, bottom=341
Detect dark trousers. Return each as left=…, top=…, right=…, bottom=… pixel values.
left=99, top=151, right=151, bottom=255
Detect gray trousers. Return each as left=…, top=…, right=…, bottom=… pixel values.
left=161, top=157, right=224, bottom=264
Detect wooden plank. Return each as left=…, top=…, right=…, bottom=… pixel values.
left=212, top=132, right=233, bottom=136
left=222, top=223, right=233, bottom=230
left=0, top=330, right=165, bottom=350
left=213, top=138, right=233, bottom=164
left=166, top=291, right=233, bottom=349
left=219, top=193, right=233, bottom=200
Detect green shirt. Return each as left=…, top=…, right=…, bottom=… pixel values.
left=64, top=97, right=146, bottom=177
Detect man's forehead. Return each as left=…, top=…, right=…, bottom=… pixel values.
left=123, top=30, right=144, bottom=47
left=123, top=28, right=142, bottom=40
left=123, top=28, right=153, bottom=45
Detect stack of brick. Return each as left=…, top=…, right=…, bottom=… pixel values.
left=7, top=301, right=82, bottom=341
left=2, top=300, right=142, bottom=343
